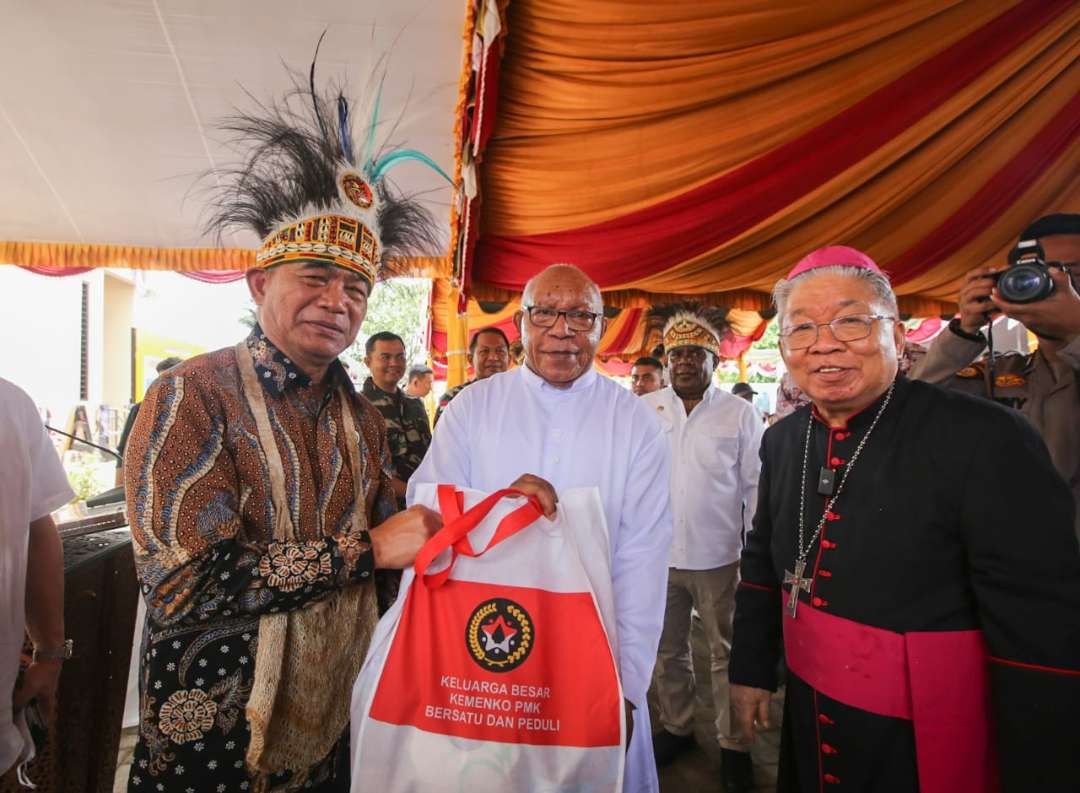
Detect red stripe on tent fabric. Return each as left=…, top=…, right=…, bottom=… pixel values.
left=179, top=270, right=247, bottom=284
left=718, top=319, right=769, bottom=359
left=16, top=264, right=94, bottom=277
left=888, top=90, right=1080, bottom=285
left=472, top=0, right=1072, bottom=291
left=600, top=307, right=644, bottom=355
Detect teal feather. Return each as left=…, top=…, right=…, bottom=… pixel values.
left=361, top=78, right=385, bottom=178
left=370, top=149, right=452, bottom=185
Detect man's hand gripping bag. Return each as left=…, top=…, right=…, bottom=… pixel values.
left=351, top=485, right=624, bottom=792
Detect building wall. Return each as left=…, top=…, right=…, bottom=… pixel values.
left=0, top=265, right=85, bottom=421
left=103, top=272, right=135, bottom=406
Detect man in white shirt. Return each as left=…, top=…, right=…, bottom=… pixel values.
left=1, top=378, right=73, bottom=777
left=410, top=263, right=673, bottom=793
left=641, top=306, right=763, bottom=793
left=630, top=356, right=666, bottom=396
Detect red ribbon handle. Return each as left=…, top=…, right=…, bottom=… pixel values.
left=415, top=486, right=543, bottom=588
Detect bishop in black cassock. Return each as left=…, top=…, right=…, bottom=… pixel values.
left=729, top=246, right=1080, bottom=793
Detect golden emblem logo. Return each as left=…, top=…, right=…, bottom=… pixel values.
left=466, top=598, right=534, bottom=673
left=340, top=172, right=374, bottom=209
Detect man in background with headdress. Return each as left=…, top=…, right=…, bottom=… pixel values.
left=729, top=246, right=1080, bottom=792
left=642, top=305, right=762, bottom=792
left=125, top=62, right=447, bottom=792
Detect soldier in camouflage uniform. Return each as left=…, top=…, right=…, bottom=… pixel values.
left=434, top=326, right=511, bottom=426
left=908, top=213, right=1080, bottom=541
left=362, top=331, right=432, bottom=509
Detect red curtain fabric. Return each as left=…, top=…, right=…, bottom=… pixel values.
left=179, top=270, right=246, bottom=284
left=460, top=0, right=1079, bottom=315
left=16, top=264, right=94, bottom=277
left=472, top=0, right=1071, bottom=292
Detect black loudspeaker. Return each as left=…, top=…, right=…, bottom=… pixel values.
left=1, top=528, right=139, bottom=793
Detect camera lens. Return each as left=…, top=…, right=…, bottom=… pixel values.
left=998, top=265, right=1053, bottom=304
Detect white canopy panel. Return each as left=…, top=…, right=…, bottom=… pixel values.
left=0, top=0, right=463, bottom=250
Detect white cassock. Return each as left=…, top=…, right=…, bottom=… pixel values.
left=408, top=364, right=673, bottom=793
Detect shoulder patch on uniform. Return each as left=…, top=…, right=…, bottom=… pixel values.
left=956, top=366, right=981, bottom=378
left=994, top=373, right=1026, bottom=388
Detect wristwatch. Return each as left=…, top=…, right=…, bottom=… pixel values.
left=947, top=317, right=987, bottom=343
left=33, top=639, right=74, bottom=662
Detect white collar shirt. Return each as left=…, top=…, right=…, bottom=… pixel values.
left=409, top=364, right=673, bottom=793
left=0, top=378, right=74, bottom=774
left=642, top=385, right=763, bottom=570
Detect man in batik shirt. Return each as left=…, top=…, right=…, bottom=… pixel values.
left=125, top=64, right=445, bottom=793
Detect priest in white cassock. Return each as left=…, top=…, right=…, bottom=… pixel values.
left=408, top=263, right=673, bottom=793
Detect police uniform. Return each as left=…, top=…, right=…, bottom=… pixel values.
left=908, top=319, right=1080, bottom=541
left=361, top=377, right=432, bottom=506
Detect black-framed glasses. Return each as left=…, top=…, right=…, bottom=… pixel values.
left=524, top=305, right=600, bottom=332
left=781, top=313, right=896, bottom=351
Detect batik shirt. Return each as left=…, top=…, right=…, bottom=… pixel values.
left=124, top=326, right=396, bottom=793
left=360, top=378, right=431, bottom=491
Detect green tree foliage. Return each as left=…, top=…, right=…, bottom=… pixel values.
left=236, top=278, right=431, bottom=384
left=757, top=317, right=779, bottom=350
left=346, top=278, right=431, bottom=381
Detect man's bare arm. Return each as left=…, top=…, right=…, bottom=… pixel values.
left=13, top=515, right=66, bottom=723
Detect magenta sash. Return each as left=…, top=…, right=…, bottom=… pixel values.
left=783, top=605, right=1000, bottom=793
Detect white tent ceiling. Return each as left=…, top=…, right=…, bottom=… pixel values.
left=0, top=0, right=463, bottom=251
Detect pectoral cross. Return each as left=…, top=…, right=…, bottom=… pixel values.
left=784, top=560, right=813, bottom=618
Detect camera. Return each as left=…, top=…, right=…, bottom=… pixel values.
left=995, top=239, right=1054, bottom=304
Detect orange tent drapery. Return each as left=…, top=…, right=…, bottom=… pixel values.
left=465, top=0, right=1080, bottom=310
left=430, top=277, right=769, bottom=373
left=0, top=241, right=452, bottom=279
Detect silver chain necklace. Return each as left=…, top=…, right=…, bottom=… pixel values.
left=784, top=382, right=895, bottom=618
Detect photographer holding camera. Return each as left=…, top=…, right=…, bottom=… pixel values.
left=910, top=213, right=1080, bottom=540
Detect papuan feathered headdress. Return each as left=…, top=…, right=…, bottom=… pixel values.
left=648, top=302, right=729, bottom=359
left=205, top=34, right=451, bottom=285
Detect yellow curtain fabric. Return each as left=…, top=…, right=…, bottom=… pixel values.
left=0, top=241, right=452, bottom=279
left=444, top=282, right=471, bottom=388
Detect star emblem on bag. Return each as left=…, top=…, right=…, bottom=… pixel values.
left=466, top=598, right=534, bottom=672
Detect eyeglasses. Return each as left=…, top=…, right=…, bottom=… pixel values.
left=781, top=314, right=896, bottom=351
left=524, top=305, right=601, bottom=332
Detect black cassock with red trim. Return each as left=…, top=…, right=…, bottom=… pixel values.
left=730, top=376, right=1080, bottom=792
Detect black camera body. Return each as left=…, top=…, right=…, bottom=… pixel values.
left=995, top=239, right=1055, bottom=304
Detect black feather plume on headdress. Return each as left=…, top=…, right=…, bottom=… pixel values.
left=204, top=54, right=445, bottom=275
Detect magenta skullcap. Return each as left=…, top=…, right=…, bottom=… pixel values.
left=786, top=245, right=882, bottom=280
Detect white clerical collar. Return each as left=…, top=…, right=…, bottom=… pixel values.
left=519, top=363, right=599, bottom=394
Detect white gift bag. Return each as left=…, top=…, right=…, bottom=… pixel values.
left=351, top=485, right=624, bottom=793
